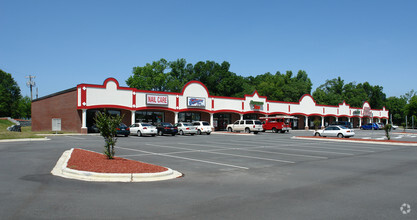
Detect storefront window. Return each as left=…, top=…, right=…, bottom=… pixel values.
left=243, top=114, right=260, bottom=120
left=179, top=112, right=201, bottom=122
left=136, top=111, right=164, bottom=124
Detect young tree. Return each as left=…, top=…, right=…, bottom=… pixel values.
left=94, top=111, right=122, bottom=159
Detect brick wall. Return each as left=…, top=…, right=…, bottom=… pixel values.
left=32, top=89, right=81, bottom=133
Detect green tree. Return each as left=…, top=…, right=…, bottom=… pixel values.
left=405, top=95, right=417, bottom=119
left=0, top=69, right=22, bottom=117
left=94, top=111, right=123, bottom=159
left=17, top=96, right=32, bottom=119
left=126, top=59, right=169, bottom=91
left=385, top=96, right=407, bottom=125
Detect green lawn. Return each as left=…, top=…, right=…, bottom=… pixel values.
left=0, top=119, right=47, bottom=140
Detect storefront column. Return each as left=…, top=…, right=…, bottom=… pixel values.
left=335, top=117, right=339, bottom=122
left=210, top=113, right=214, bottom=129
left=81, top=109, right=87, bottom=134
left=131, top=110, right=136, bottom=124
left=359, top=118, right=362, bottom=127
left=174, top=112, right=179, bottom=124
left=348, top=117, right=351, bottom=122
left=305, top=116, right=309, bottom=130
left=240, top=114, right=243, bottom=120
left=386, top=118, right=389, bottom=124
left=321, top=116, right=325, bottom=129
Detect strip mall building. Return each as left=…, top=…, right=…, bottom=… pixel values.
left=32, top=78, right=389, bottom=133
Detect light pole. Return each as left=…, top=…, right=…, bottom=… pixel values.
left=25, top=75, right=36, bottom=101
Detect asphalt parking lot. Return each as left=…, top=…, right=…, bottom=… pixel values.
left=1, top=129, right=417, bottom=219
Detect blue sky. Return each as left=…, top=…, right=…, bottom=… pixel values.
left=1, top=0, right=416, bottom=99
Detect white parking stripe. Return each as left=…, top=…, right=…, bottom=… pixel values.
left=231, top=139, right=383, bottom=152
left=228, top=140, right=354, bottom=155
left=116, top=146, right=249, bottom=169
left=184, top=142, right=328, bottom=159
left=146, top=143, right=295, bottom=164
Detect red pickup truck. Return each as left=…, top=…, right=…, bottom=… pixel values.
left=259, top=116, right=294, bottom=133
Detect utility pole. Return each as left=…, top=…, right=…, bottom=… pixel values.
left=25, top=75, right=36, bottom=101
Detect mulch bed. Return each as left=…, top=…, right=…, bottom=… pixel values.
left=297, top=136, right=417, bottom=144
left=67, top=148, right=168, bottom=173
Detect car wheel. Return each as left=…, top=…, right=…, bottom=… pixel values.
left=207, top=132, right=211, bottom=135
left=228, top=127, right=233, bottom=132
left=138, top=131, right=142, bottom=137
left=125, top=134, right=129, bottom=137
left=191, top=133, right=195, bottom=136
left=197, top=130, right=202, bottom=135
left=180, top=130, right=184, bottom=135
left=280, top=130, right=285, bottom=133
left=172, top=133, right=176, bottom=136
left=254, top=131, right=258, bottom=134
left=245, top=128, right=250, bottom=133
left=272, top=127, right=277, bottom=133
left=158, top=130, right=163, bottom=136
left=315, top=132, right=321, bottom=137
left=337, top=133, right=344, bottom=138
left=151, top=134, right=156, bottom=137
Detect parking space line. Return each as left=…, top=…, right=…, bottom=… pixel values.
left=228, top=140, right=354, bottom=155
left=116, top=146, right=249, bottom=169
left=231, top=139, right=377, bottom=153
left=186, top=142, right=328, bottom=159
left=146, top=143, right=295, bottom=164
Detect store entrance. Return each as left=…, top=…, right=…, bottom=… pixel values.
left=214, top=113, right=231, bottom=131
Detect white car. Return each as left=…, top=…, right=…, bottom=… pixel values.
left=129, top=123, right=157, bottom=137
left=192, top=121, right=212, bottom=135
left=314, top=125, right=355, bottom=138
left=175, top=122, right=198, bottom=135
left=226, top=119, right=263, bottom=134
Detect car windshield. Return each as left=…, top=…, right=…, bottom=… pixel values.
left=182, top=123, right=192, bottom=126
left=119, top=123, right=127, bottom=127
left=202, top=122, right=210, bottom=126
left=339, top=126, right=348, bottom=129
left=255, top=121, right=262, bottom=125
left=141, top=123, right=152, bottom=127
left=161, top=122, right=172, bottom=126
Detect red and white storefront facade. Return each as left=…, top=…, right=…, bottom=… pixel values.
left=32, top=77, right=389, bottom=133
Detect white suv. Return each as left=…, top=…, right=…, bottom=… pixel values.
left=227, top=119, right=263, bottom=134
left=192, top=121, right=212, bottom=135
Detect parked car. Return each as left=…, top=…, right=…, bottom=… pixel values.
left=314, top=125, right=355, bottom=138
left=226, top=119, right=263, bottom=134
left=155, top=122, right=178, bottom=136
left=129, top=123, right=157, bottom=136
left=192, top=121, right=212, bottom=135
left=360, top=123, right=379, bottom=130
left=88, top=124, right=99, bottom=133
left=116, top=123, right=130, bottom=137
left=175, top=122, right=198, bottom=135
left=377, top=123, right=385, bottom=130
left=331, top=121, right=353, bottom=129
left=391, top=124, right=399, bottom=130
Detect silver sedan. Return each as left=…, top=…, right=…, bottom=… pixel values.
left=314, top=125, right=355, bottom=138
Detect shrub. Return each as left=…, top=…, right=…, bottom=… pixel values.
left=94, top=111, right=122, bottom=159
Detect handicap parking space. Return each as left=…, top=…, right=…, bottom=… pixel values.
left=108, top=131, right=405, bottom=173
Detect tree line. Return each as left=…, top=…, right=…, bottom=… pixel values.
left=126, top=58, right=416, bottom=126
left=1, top=59, right=416, bottom=127
left=0, top=69, right=31, bottom=119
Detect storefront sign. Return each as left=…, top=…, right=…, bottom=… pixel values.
left=146, top=94, right=168, bottom=105
left=188, top=97, right=206, bottom=107
left=250, top=100, right=264, bottom=110
left=363, top=107, right=372, bottom=117
left=352, top=110, right=361, bottom=116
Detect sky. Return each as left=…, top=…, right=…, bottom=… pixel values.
left=1, top=0, right=416, bottom=99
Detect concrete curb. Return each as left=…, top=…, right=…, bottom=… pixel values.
left=292, top=136, right=417, bottom=146
left=51, top=148, right=183, bottom=182
left=0, top=137, right=50, bottom=143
